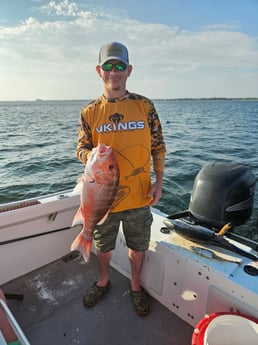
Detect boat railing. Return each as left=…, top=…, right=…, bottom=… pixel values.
left=0, top=200, right=41, bottom=213
left=0, top=298, right=30, bottom=345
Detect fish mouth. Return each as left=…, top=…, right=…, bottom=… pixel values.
left=98, top=143, right=112, bottom=154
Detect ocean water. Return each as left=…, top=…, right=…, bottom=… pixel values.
left=0, top=99, right=257, bottom=240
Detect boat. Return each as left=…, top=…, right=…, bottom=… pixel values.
left=0, top=162, right=258, bottom=345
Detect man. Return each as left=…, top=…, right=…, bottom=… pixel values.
left=76, top=41, right=166, bottom=316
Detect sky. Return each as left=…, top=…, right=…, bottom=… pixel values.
left=0, top=0, right=258, bottom=100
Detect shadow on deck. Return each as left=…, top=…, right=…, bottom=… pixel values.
left=2, top=253, right=193, bottom=345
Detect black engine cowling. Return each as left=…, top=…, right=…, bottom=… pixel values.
left=189, top=162, right=256, bottom=228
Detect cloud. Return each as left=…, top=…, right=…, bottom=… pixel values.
left=202, top=22, right=240, bottom=31
left=0, top=0, right=258, bottom=99
left=40, top=0, right=80, bottom=17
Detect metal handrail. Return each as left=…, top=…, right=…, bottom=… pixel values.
left=0, top=331, right=7, bottom=345
left=0, top=298, right=30, bottom=345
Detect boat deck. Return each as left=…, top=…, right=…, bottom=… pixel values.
left=2, top=252, right=193, bottom=345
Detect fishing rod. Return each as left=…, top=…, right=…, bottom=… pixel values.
left=163, top=218, right=258, bottom=262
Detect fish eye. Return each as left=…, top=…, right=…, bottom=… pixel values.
left=109, top=165, right=114, bottom=170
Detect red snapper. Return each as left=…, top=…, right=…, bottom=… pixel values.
left=71, top=143, right=119, bottom=261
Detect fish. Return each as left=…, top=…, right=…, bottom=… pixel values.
left=163, top=219, right=258, bottom=261
left=71, top=143, right=119, bottom=262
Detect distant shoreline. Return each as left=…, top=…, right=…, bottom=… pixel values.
left=153, top=97, right=258, bottom=101
left=0, top=97, right=258, bottom=102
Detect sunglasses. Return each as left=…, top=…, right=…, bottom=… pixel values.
left=101, top=62, right=127, bottom=72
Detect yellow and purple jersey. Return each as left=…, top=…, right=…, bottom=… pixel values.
left=76, top=92, right=166, bottom=212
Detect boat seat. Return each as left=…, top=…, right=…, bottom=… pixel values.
left=0, top=297, right=30, bottom=345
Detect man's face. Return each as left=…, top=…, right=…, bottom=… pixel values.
left=96, top=59, right=132, bottom=93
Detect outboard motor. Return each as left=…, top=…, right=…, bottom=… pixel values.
left=164, top=162, right=256, bottom=235
left=189, top=162, right=256, bottom=229
left=163, top=162, right=258, bottom=269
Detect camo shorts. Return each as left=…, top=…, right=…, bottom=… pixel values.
left=93, top=206, right=153, bottom=252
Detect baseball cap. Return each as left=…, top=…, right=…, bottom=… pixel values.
left=98, top=42, right=129, bottom=65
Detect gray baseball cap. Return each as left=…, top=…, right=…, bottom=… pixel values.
left=98, top=42, right=129, bottom=65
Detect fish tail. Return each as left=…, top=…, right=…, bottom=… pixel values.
left=71, top=231, right=92, bottom=262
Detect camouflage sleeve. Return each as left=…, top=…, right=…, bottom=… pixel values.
left=75, top=112, right=93, bottom=164
left=147, top=101, right=166, bottom=172
left=152, top=151, right=166, bottom=173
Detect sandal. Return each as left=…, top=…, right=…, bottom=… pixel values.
left=130, top=288, right=150, bottom=316
left=83, top=281, right=110, bottom=307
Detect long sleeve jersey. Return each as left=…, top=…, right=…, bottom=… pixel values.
left=76, top=91, right=166, bottom=212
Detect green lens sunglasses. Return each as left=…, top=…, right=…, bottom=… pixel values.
left=101, top=62, right=127, bottom=72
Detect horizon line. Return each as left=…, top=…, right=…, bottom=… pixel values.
left=1, top=97, right=258, bottom=102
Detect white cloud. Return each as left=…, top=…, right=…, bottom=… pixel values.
left=0, top=1, right=258, bottom=100
left=202, top=22, right=240, bottom=31
left=40, top=0, right=80, bottom=17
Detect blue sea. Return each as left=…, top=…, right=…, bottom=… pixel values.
left=0, top=99, right=257, bottom=240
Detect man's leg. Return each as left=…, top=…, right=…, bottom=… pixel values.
left=82, top=211, right=118, bottom=308
left=128, top=249, right=150, bottom=316
left=96, top=250, right=112, bottom=287
left=128, top=249, right=144, bottom=291
left=83, top=251, right=111, bottom=307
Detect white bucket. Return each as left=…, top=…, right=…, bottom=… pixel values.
left=204, top=314, right=258, bottom=345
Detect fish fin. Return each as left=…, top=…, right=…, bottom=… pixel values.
left=71, top=231, right=92, bottom=262
left=97, top=211, right=110, bottom=225
left=73, top=176, right=84, bottom=193
left=72, top=207, right=84, bottom=227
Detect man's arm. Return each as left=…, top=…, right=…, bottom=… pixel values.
left=148, top=151, right=165, bottom=206
left=75, top=113, right=93, bottom=164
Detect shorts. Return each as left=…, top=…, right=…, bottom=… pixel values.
left=94, top=206, right=153, bottom=252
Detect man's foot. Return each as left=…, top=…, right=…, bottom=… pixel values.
left=83, top=281, right=110, bottom=307
left=130, top=287, right=150, bottom=316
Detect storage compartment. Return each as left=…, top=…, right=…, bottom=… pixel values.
left=189, top=162, right=256, bottom=228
